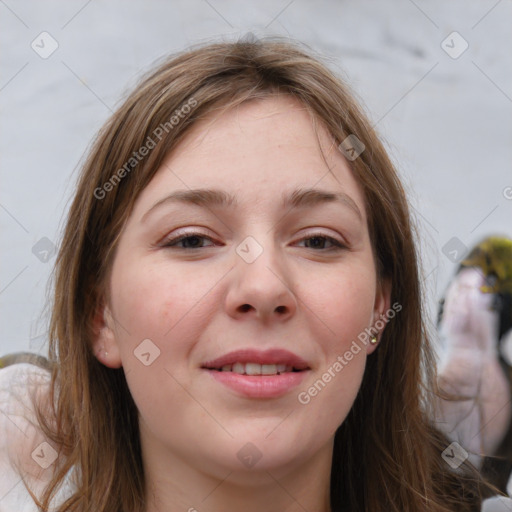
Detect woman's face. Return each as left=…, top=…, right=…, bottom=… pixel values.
left=94, top=95, right=390, bottom=480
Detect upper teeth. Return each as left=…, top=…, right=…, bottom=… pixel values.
left=219, top=363, right=292, bottom=375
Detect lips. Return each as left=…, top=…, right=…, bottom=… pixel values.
left=201, top=348, right=311, bottom=398
left=201, top=348, right=311, bottom=373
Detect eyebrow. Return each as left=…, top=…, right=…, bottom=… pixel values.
left=141, top=187, right=363, bottom=222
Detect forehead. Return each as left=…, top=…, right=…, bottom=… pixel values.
left=132, top=95, right=367, bottom=221
left=171, top=95, right=337, bottom=172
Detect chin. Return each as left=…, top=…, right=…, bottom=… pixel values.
left=221, top=433, right=317, bottom=476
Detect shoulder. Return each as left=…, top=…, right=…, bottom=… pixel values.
left=0, top=362, right=52, bottom=427
left=0, top=360, right=51, bottom=390
left=0, top=363, right=58, bottom=510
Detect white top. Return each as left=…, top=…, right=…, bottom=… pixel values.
left=0, top=363, right=511, bottom=511
left=0, top=363, right=75, bottom=511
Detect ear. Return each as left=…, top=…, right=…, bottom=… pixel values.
left=91, top=298, right=123, bottom=369
left=367, top=277, right=392, bottom=355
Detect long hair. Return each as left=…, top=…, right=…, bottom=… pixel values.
left=28, top=36, right=498, bottom=511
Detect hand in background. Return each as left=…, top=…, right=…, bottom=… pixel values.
left=436, top=267, right=511, bottom=462
left=440, top=267, right=498, bottom=356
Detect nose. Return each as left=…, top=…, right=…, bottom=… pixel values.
left=225, top=237, right=298, bottom=323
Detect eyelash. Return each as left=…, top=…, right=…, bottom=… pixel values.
left=161, top=231, right=347, bottom=251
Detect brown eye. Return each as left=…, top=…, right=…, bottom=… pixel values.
left=296, top=235, right=346, bottom=251
left=162, top=232, right=217, bottom=249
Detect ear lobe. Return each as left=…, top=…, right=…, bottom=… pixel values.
left=91, top=299, right=123, bottom=369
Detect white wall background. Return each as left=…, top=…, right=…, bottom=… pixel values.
left=1, top=0, right=511, bottom=356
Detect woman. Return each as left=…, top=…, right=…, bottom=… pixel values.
left=0, top=36, right=500, bottom=511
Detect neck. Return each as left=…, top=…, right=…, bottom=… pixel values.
left=142, top=438, right=333, bottom=512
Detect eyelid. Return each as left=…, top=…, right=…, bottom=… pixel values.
left=159, top=228, right=348, bottom=251
left=159, top=229, right=219, bottom=248
left=155, top=224, right=217, bottom=242
left=294, top=228, right=347, bottom=245
left=294, top=233, right=347, bottom=251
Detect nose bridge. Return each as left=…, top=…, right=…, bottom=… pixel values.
left=234, top=232, right=286, bottom=288
left=227, top=231, right=297, bottom=319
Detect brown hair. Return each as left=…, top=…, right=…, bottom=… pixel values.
left=28, top=36, right=499, bottom=511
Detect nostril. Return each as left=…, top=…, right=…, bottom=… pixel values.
left=237, top=304, right=288, bottom=314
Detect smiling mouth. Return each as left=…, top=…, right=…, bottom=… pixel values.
left=204, top=362, right=307, bottom=375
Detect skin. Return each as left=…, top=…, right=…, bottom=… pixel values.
left=93, top=95, right=391, bottom=512
left=437, top=267, right=512, bottom=465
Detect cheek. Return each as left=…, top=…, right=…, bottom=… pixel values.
left=304, top=264, right=377, bottom=348
left=299, top=352, right=366, bottom=436
left=109, top=260, right=214, bottom=431
left=108, top=258, right=225, bottom=386
left=292, top=266, right=376, bottom=423
left=110, top=258, right=210, bottom=338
